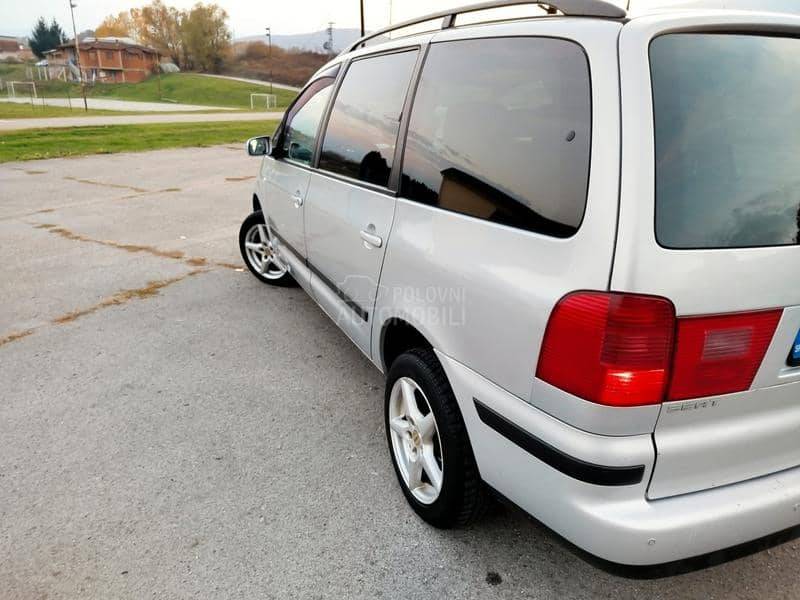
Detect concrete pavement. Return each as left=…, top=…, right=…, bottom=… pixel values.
left=1, top=147, right=800, bottom=599
left=0, top=111, right=284, bottom=131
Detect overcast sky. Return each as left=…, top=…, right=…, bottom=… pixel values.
left=1, top=0, right=792, bottom=39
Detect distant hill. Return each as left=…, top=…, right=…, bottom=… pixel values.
left=235, top=28, right=362, bottom=53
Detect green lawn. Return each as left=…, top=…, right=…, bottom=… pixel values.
left=0, top=102, right=135, bottom=119
left=87, top=73, right=297, bottom=109
left=2, top=64, right=295, bottom=110
left=0, top=120, right=280, bottom=162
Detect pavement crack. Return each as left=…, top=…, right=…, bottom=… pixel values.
left=225, top=175, right=255, bottom=182
left=38, top=224, right=232, bottom=271
left=63, top=176, right=149, bottom=194
left=53, top=271, right=203, bottom=325
left=0, top=329, right=34, bottom=348
left=46, top=225, right=184, bottom=260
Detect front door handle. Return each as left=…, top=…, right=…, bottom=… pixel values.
left=360, top=230, right=383, bottom=248
left=292, top=194, right=304, bottom=208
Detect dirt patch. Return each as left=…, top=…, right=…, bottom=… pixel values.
left=63, top=176, right=148, bottom=194
left=225, top=175, right=255, bottom=182
left=39, top=224, right=241, bottom=274
left=10, top=167, right=47, bottom=175
left=47, top=226, right=185, bottom=260
left=0, top=329, right=34, bottom=348
left=214, top=261, right=242, bottom=270
left=53, top=271, right=202, bottom=325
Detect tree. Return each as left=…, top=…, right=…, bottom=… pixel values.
left=180, top=3, right=231, bottom=73
left=131, top=0, right=183, bottom=64
left=29, top=17, right=66, bottom=59
left=95, top=12, right=135, bottom=38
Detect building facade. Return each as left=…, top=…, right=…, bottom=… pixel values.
left=48, top=38, right=159, bottom=84
left=0, top=36, right=34, bottom=61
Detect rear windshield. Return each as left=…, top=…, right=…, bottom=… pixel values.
left=651, top=33, right=800, bottom=249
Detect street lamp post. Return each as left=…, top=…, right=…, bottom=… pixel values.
left=68, top=0, right=88, bottom=112
left=267, top=27, right=273, bottom=94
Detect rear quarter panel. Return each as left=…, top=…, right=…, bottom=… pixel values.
left=375, top=19, right=623, bottom=403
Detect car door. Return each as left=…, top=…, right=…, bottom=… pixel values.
left=303, top=49, right=420, bottom=356
left=260, top=72, right=338, bottom=277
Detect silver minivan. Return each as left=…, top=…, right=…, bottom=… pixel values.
left=239, top=0, right=800, bottom=565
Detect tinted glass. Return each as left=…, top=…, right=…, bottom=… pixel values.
left=400, top=38, right=591, bottom=237
left=281, top=78, right=334, bottom=165
left=652, top=34, right=800, bottom=248
left=319, top=50, right=418, bottom=187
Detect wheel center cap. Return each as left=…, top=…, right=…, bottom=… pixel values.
left=411, top=429, right=421, bottom=448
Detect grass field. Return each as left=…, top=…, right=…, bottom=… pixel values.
left=0, top=119, right=280, bottom=162
left=1, top=64, right=296, bottom=110
left=88, top=74, right=297, bottom=108
left=0, top=102, right=135, bottom=119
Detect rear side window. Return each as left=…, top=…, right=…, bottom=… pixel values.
left=400, top=37, right=591, bottom=237
left=651, top=34, right=800, bottom=249
left=318, top=50, right=418, bottom=187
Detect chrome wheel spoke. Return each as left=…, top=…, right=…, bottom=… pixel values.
left=421, top=446, right=443, bottom=492
left=400, top=379, right=423, bottom=425
left=407, top=457, right=423, bottom=490
left=257, top=224, right=268, bottom=243
left=389, top=415, right=411, bottom=436
left=244, top=241, right=263, bottom=252
left=259, top=251, right=270, bottom=274
left=417, top=412, right=436, bottom=442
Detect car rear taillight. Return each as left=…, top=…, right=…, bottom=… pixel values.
left=536, top=292, right=782, bottom=407
left=536, top=292, right=675, bottom=407
left=668, top=310, right=782, bottom=401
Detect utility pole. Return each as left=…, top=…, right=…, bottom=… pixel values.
left=68, top=0, right=88, bottom=112
left=267, top=27, right=273, bottom=94
left=324, top=22, right=334, bottom=54
left=359, top=0, right=365, bottom=37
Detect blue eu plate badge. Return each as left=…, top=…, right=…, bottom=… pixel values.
left=791, top=328, right=800, bottom=367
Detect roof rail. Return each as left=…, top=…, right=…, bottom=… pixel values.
left=347, top=0, right=627, bottom=52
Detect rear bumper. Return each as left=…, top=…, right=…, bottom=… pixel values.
left=437, top=351, right=800, bottom=565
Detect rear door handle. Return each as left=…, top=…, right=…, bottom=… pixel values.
left=292, top=194, right=304, bottom=208
left=360, top=230, right=383, bottom=248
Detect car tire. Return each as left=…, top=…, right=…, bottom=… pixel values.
left=385, top=348, right=487, bottom=528
left=238, top=211, right=297, bottom=287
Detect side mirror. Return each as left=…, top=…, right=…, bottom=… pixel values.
left=246, top=136, right=271, bottom=156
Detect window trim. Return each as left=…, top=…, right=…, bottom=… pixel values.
left=312, top=45, right=425, bottom=194
left=649, top=30, right=800, bottom=251
left=271, top=63, right=342, bottom=169
left=395, top=34, right=594, bottom=240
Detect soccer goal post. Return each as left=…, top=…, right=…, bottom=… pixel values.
left=250, top=93, right=277, bottom=110
left=8, top=81, right=37, bottom=100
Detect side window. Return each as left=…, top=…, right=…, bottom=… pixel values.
left=400, top=38, right=591, bottom=238
left=280, top=77, right=335, bottom=165
left=318, top=50, right=418, bottom=187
